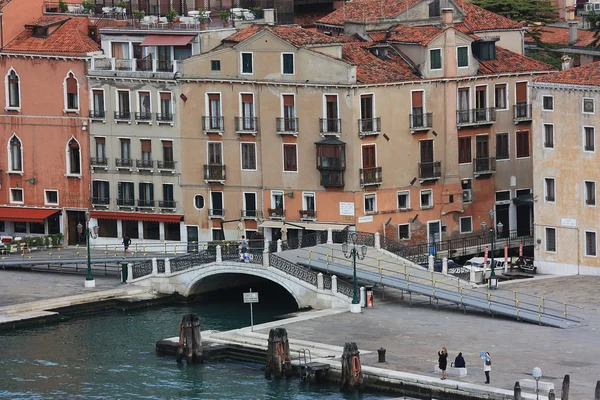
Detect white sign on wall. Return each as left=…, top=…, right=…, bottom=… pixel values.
left=358, top=215, right=374, bottom=223
left=561, top=218, right=577, bottom=227
left=339, top=202, right=355, bottom=216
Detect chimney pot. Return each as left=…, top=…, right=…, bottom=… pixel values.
left=568, top=21, right=578, bottom=45
left=441, top=8, right=453, bottom=26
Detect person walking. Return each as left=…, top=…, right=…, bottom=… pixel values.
left=240, top=235, right=248, bottom=254
left=482, top=351, right=491, bottom=384
left=122, top=233, right=131, bottom=257
left=438, top=347, right=448, bottom=380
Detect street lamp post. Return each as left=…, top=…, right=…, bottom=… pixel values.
left=342, top=232, right=367, bottom=314
left=77, top=212, right=99, bottom=288
left=532, top=367, right=543, bottom=400
left=481, top=210, right=503, bottom=290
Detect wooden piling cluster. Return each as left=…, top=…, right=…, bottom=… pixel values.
left=264, top=328, right=291, bottom=378
left=176, top=313, right=203, bottom=364
left=340, top=342, right=364, bottom=393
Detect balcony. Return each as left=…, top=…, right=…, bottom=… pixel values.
left=360, top=167, right=383, bottom=186
left=204, top=164, right=226, bottom=183
left=159, top=200, right=177, bottom=209
left=88, top=57, right=182, bottom=75
left=114, top=111, right=131, bottom=123
left=89, top=110, right=106, bottom=121
left=299, top=210, right=317, bottom=220
left=456, top=108, right=496, bottom=127
left=513, top=103, right=532, bottom=123
left=209, top=209, right=225, bottom=218
left=276, top=117, right=298, bottom=136
left=267, top=208, right=285, bottom=219
left=156, top=113, right=174, bottom=125
left=157, top=160, right=176, bottom=172
left=137, top=199, right=155, bottom=209
left=320, top=170, right=345, bottom=187
left=202, top=116, right=224, bottom=134
left=319, top=118, right=341, bottom=136
left=235, top=117, right=258, bottom=135
left=409, top=113, right=433, bottom=132
left=473, top=157, right=496, bottom=176
left=135, top=111, right=153, bottom=124
left=92, top=197, right=110, bottom=207
left=418, top=161, right=442, bottom=181
left=115, top=158, right=133, bottom=169
left=358, top=117, right=381, bottom=138
left=241, top=209, right=261, bottom=219
left=90, top=157, right=108, bottom=169
left=117, top=198, right=135, bottom=207
left=136, top=159, right=154, bottom=171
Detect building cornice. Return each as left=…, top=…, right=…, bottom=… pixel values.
left=0, top=52, right=90, bottom=61
left=530, top=81, right=600, bottom=92
left=86, top=76, right=178, bottom=84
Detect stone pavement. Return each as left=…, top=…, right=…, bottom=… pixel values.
left=255, top=275, right=600, bottom=399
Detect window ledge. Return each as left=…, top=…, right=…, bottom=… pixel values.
left=421, top=205, right=434, bottom=210
left=156, top=121, right=174, bottom=126
left=5, top=107, right=20, bottom=112
left=64, top=173, right=82, bottom=179
left=398, top=207, right=413, bottom=212
left=63, top=109, right=80, bottom=115
left=10, top=201, right=24, bottom=205
left=7, top=171, right=23, bottom=176
left=45, top=203, right=59, bottom=206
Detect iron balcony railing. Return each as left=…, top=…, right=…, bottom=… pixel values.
left=137, top=199, right=155, bottom=208
left=235, top=117, right=258, bottom=133
left=409, top=112, right=433, bottom=131
left=358, top=117, right=381, bottom=136
left=159, top=200, right=176, bottom=208
left=89, top=110, right=106, bottom=119
left=136, top=159, right=154, bottom=169
left=241, top=209, right=261, bottom=219
left=299, top=210, right=316, bottom=220
left=418, top=161, right=442, bottom=180
left=202, top=116, right=224, bottom=133
left=209, top=209, right=225, bottom=218
left=92, top=197, right=110, bottom=206
left=204, top=164, right=226, bottom=181
left=360, top=167, right=382, bottom=186
left=157, top=160, right=176, bottom=170
left=456, top=108, right=496, bottom=126
left=319, top=118, right=341, bottom=135
left=114, top=111, right=131, bottom=120
left=90, top=157, right=108, bottom=167
left=513, top=103, right=532, bottom=121
left=473, top=157, right=496, bottom=175
left=276, top=117, right=298, bottom=134
left=320, top=170, right=344, bottom=187
left=117, top=198, right=135, bottom=207
left=156, top=113, right=173, bottom=122
left=135, top=111, right=152, bottom=121
left=268, top=208, right=285, bottom=219
left=115, top=158, right=133, bottom=168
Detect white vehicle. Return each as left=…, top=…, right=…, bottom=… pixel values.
left=462, top=257, right=506, bottom=283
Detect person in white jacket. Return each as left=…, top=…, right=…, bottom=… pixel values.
left=482, top=352, right=491, bottom=384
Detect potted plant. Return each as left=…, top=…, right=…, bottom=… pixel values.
left=58, top=0, right=67, bottom=13
left=251, top=7, right=262, bottom=19
left=82, top=0, right=95, bottom=13
left=133, top=9, right=145, bottom=25
left=116, top=1, right=128, bottom=8
left=166, top=8, right=178, bottom=23
left=220, top=9, right=231, bottom=27
left=198, top=7, right=207, bottom=29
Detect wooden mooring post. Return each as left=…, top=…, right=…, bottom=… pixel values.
left=340, top=342, right=363, bottom=393
left=265, top=328, right=291, bottom=379
left=513, top=381, right=521, bottom=400
left=175, top=313, right=203, bottom=364
left=562, top=374, right=570, bottom=400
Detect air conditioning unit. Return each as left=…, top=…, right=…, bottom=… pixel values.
left=462, top=190, right=472, bottom=203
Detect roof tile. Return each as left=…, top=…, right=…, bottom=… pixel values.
left=341, top=43, right=420, bottom=83
left=535, top=60, right=600, bottom=85
left=224, top=24, right=338, bottom=46
left=388, top=25, right=444, bottom=45
left=478, top=46, right=555, bottom=74
left=525, top=26, right=597, bottom=47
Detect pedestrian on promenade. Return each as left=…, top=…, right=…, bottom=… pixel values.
left=482, top=351, right=491, bottom=384
left=240, top=235, right=248, bottom=254
left=452, top=352, right=466, bottom=368
left=122, top=234, right=131, bottom=257
left=438, top=347, right=448, bottom=380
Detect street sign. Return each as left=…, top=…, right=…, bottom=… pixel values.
left=243, top=292, right=259, bottom=303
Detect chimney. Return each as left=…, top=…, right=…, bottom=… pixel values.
left=568, top=20, right=578, bottom=45
left=561, top=55, right=573, bottom=70
left=441, top=8, right=453, bottom=26
left=565, top=6, right=575, bottom=21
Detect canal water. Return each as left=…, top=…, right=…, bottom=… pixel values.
left=0, top=285, right=404, bottom=400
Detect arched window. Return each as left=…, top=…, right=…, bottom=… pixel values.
left=67, top=138, right=81, bottom=175
left=64, top=72, right=79, bottom=111
left=9, top=135, right=22, bottom=172
left=6, top=69, right=20, bottom=109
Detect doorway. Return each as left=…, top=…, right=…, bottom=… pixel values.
left=495, top=204, right=510, bottom=238
left=516, top=189, right=533, bottom=236
left=66, top=210, right=86, bottom=246
left=187, top=226, right=198, bottom=252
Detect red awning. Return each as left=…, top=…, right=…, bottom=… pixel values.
left=140, top=35, right=195, bottom=46
left=0, top=207, right=60, bottom=223
left=90, top=211, right=183, bottom=223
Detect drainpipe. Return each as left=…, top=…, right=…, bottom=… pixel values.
left=0, top=13, right=3, bottom=50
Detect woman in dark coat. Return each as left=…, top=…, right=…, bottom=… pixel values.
left=438, top=347, right=448, bottom=380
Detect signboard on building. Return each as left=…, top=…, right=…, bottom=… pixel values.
left=339, top=202, right=355, bottom=216
left=358, top=215, right=373, bottom=223
left=561, top=218, right=577, bottom=227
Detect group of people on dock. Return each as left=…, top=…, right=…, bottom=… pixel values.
left=437, top=347, right=491, bottom=383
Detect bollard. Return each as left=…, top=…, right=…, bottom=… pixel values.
left=374, top=232, right=381, bottom=249
left=428, top=254, right=434, bottom=271
left=216, top=245, right=222, bottom=263
left=331, top=275, right=338, bottom=293
left=595, top=380, right=600, bottom=400
left=277, top=239, right=282, bottom=252
left=562, top=374, right=570, bottom=400
left=442, top=257, right=448, bottom=276
left=377, top=347, right=386, bottom=363
left=151, top=257, right=158, bottom=275
left=513, top=381, right=522, bottom=400
left=548, top=389, right=556, bottom=400
left=327, top=227, right=333, bottom=244
left=360, top=286, right=366, bottom=308
left=317, top=272, right=324, bottom=290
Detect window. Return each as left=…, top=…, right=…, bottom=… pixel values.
left=585, top=231, right=597, bottom=256
left=516, top=131, right=530, bottom=158
left=117, top=181, right=134, bottom=206
left=496, top=133, right=509, bottom=160
left=545, top=227, right=556, bottom=252
left=302, top=192, right=315, bottom=212
left=583, top=97, right=595, bottom=114
left=163, top=183, right=174, bottom=207
left=282, top=94, right=296, bottom=130
left=9, top=135, right=22, bottom=172
left=67, top=138, right=81, bottom=175
left=159, top=92, right=172, bottom=120
left=460, top=216, right=472, bottom=233
left=241, top=52, right=253, bottom=74
left=143, top=221, right=160, bottom=240
left=420, top=189, right=433, bottom=209
left=458, top=136, right=471, bottom=163
left=475, top=85, right=487, bottom=110
left=362, top=145, right=376, bottom=168
left=45, top=190, right=59, bottom=205
left=283, top=144, right=297, bottom=172
left=208, top=142, right=222, bottom=165
left=92, top=180, right=109, bottom=204
left=271, top=190, right=284, bottom=211
left=210, top=191, right=224, bottom=216
left=10, top=188, right=23, bottom=203
left=64, top=72, right=79, bottom=111
left=165, top=222, right=180, bottom=241
left=494, top=84, right=507, bottom=110
left=139, top=182, right=154, bottom=207
left=428, top=0, right=440, bottom=17
left=241, top=142, right=256, bottom=170
left=162, top=141, right=174, bottom=163
left=411, top=90, right=425, bottom=127
left=457, top=46, right=468, bottom=68
left=95, top=137, right=106, bottom=161
left=140, top=139, right=152, bottom=162
left=543, top=124, right=554, bottom=148
left=30, top=222, right=44, bottom=234
left=6, top=69, right=20, bottom=109
left=92, top=89, right=105, bottom=118
left=430, top=49, right=442, bottom=70
left=545, top=177, right=555, bottom=202
left=542, top=96, right=553, bottom=111
left=240, top=93, right=255, bottom=130
left=14, top=221, right=26, bottom=233
left=495, top=190, right=511, bottom=202
left=244, top=192, right=257, bottom=217
left=585, top=181, right=596, bottom=206
left=360, top=94, right=374, bottom=131
left=122, top=220, right=139, bottom=239
left=477, top=42, right=496, bottom=61
left=138, top=91, right=151, bottom=118
left=120, top=138, right=131, bottom=162
left=207, top=93, right=222, bottom=130
left=282, top=53, right=294, bottom=74
left=584, top=126, right=595, bottom=151
left=212, top=228, right=225, bottom=241
left=398, top=224, right=410, bottom=239
left=194, top=194, right=205, bottom=210
left=397, top=191, right=410, bottom=210
left=211, top=60, right=221, bottom=71
left=364, top=193, right=376, bottom=214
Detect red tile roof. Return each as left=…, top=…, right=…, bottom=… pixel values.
left=525, top=26, right=597, bottom=47
left=478, top=46, right=555, bottom=74
left=0, top=0, right=13, bottom=8
left=387, top=25, right=444, bottom=45
left=294, top=11, right=332, bottom=27
left=341, top=43, right=420, bottom=83
left=453, top=0, right=522, bottom=32
left=224, top=24, right=338, bottom=46
left=535, top=61, right=600, bottom=86
left=224, top=24, right=262, bottom=42
left=4, top=17, right=99, bottom=55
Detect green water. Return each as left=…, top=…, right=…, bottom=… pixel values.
left=0, top=287, right=397, bottom=400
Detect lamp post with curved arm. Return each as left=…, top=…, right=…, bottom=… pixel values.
left=77, top=211, right=99, bottom=288
left=342, top=232, right=367, bottom=313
